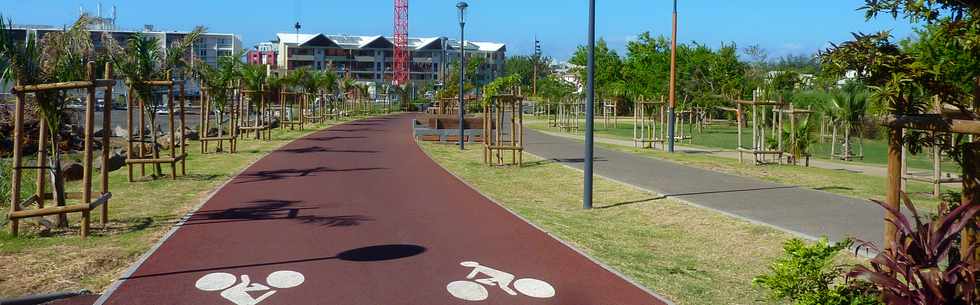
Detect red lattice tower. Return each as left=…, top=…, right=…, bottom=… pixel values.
left=393, top=0, right=409, bottom=85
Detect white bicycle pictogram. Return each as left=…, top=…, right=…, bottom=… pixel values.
left=446, top=261, right=556, bottom=301
left=195, top=270, right=305, bottom=305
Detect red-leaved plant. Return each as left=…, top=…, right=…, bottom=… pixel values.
left=849, top=193, right=979, bottom=305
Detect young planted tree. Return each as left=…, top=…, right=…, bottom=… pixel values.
left=239, top=64, right=268, bottom=138
left=828, top=82, right=869, bottom=160
left=0, top=15, right=95, bottom=226
left=105, top=27, right=202, bottom=175
left=823, top=1, right=980, bottom=302
left=194, top=53, right=242, bottom=143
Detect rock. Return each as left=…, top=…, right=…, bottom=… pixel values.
left=113, top=126, right=129, bottom=138
left=61, top=161, right=84, bottom=181
left=95, top=151, right=126, bottom=173
left=183, top=128, right=199, bottom=141
left=156, top=136, right=172, bottom=150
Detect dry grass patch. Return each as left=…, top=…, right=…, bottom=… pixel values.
left=0, top=120, right=344, bottom=297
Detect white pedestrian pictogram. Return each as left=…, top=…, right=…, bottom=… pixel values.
left=195, top=270, right=305, bottom=305
left=446, top=261, right=556, bottom=301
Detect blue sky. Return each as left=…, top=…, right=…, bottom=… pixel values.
left=4, top=1, right=918, bottom=61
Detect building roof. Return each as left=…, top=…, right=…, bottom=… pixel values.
left=276, top=32, right=505, bottom=52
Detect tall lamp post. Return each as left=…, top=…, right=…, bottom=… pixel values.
left=667, top=0, right=678, bottom=153
left=584, top=0, right=595, bottom=209
left=457, top=1, right=468, bottom=150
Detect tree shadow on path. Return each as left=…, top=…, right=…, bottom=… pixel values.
left=235, top=167, right=387, bottom=184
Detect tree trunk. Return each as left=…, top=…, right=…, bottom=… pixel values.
left=149, top=115, right=162, bottom=176
left=48, top=132, right=68, bottom=227
left=843, top=126, right=852, bottom=161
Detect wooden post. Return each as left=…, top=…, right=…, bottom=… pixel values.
left=180, top=82, right=187, bottom=175
left=10, top=90, right=25, bottom=236
left=737, top=102, right=743, bottom=163
left=82, top=62, right=96, bottom=237
left=126, top=88, right=134, bottom=182
left=961, top=142, right=979, bottom=261
left=138, top=90, right=145, bottom=177
left=36, top=119, right=47, bottom=209
left=168, top=83, right=177, bottom=179
left=101, top=63, right=113, bottom=224
left=83, top=63, right=95, bottom=207
left=885, top=126, right=903, bottom=250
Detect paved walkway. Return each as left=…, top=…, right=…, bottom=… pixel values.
left=530, top=127, right=950, bottom=179
left=93, top=114, right=669, bottom=305
left=524, top=129, right=889, bottom=248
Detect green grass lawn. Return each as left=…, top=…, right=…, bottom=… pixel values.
left=0, top=119, right=347, bottom=296
left=527, top=117, right=962, bottom=173
left=418, top=141, right=825, bottom=305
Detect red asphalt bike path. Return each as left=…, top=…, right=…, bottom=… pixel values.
left=94, top=114, right=670, bottom=305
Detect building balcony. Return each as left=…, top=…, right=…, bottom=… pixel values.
left=288, top=54, right=315, bottom=61
left=354, top=56, right=375, bottom=62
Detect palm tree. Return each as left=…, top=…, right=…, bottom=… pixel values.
left=240, top=64, right=267, bottom=138
left=193, top=53, right=242, bottom=143
left=105, top=26, right=202, bottom=175
left=0, top=15, right=95, bottom=226
left=829, top=82, right=869, bottom=161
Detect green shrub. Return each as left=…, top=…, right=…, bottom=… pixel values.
left=754, top=238, right=881, bottom=305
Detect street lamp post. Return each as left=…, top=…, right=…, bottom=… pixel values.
left=667, top=0, right=678, bottom=153
left=457, top=1, right=468, bottom=150
left=584, top=0, right=595, bottom=209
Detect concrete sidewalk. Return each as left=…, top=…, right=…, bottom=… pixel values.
left=524, top=129, right=889, bottom=248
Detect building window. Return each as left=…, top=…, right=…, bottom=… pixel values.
left=198, top=49, right=207, bottom=58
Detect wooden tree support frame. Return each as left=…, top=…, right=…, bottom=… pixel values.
left=672, top=109, right=695, bottom=142
left=633, top=99, right=667, bottom=149
left=8, top=62, right=115, bottom=237
left=303, top=92, right=326, bottom=125
left=279, top=91, right=304, bottom=130
left=736, top=97, right=786, bottom=165
left=484, top=94, right=525, bottom=167
left=557, top=100, right=583, bottom=132
left=602, top=100, right=619, bottom=129
left=775, top=105, right=815, bottom=166
left=127, top=78, right=188, bottom=180
left=900, top=131, right=964, bottom=198
left=198, top=86, right=238, bottom=154
left=238, top=89, right=272, bottom=141
left=882, top=114, right=979, bottom=259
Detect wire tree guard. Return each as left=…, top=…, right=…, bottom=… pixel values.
left=126, top=77, right=188, bottom=180
left=279, top=91, right=304, bottom=130
left=633, top=98, right=667, bottom=149
left=483, top=94, right=525, bottom=167
left=8, top=62, right=115, bottom=237
left=199, top=86, right=239, bottom=153
left=557, top=98, right=583, bottom=132
left=239, top=88, right=272, bottom=141
left=881, top=113, right=980, bottom=258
